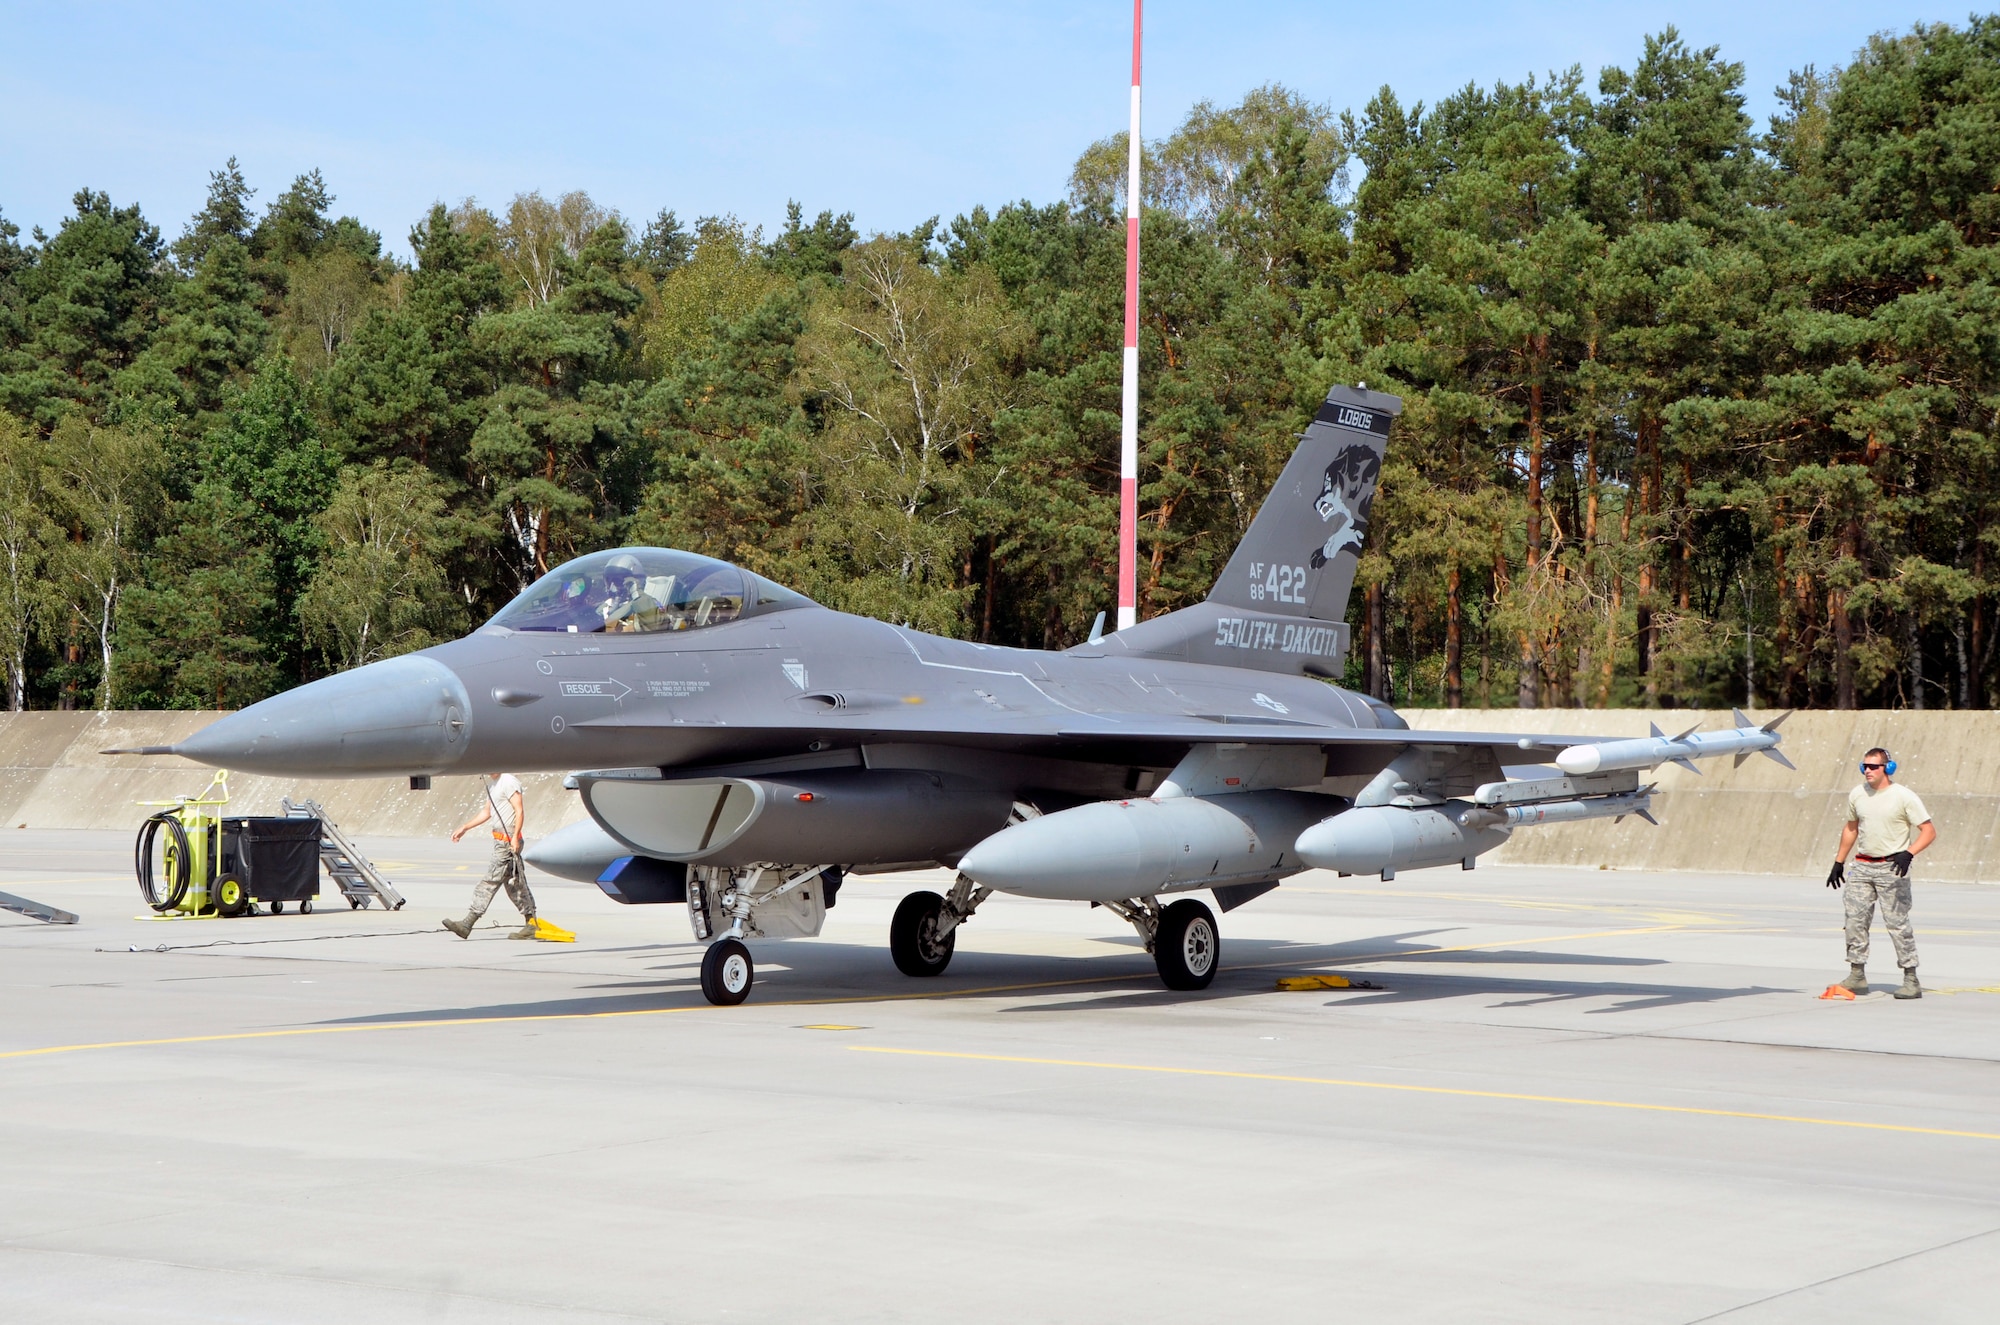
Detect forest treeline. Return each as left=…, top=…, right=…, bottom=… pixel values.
left=2, top=20, right=1998, bottom=712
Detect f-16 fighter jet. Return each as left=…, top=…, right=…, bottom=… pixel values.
left=131, top=386, right=1789, bottom=1005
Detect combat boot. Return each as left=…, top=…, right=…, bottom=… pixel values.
left=508, top=920, right=538, bottom=939
left=442, top=915, right=473, bottom=939
left=1837, top=964, right=1868, bottom=993
left=1894, top=968, right=1922, bottom=1000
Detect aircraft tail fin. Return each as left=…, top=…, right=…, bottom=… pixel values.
left=1098, top=385, right=1400, bottom=678
left=1207, top=384, right=1400, bottom=625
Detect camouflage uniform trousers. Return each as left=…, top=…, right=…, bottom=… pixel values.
left=468, top=837, right=536, bottom=922
left=1844, top=858, right=1918, bottom=970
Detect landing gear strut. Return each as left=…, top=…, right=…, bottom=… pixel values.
left=1104, top=895, right=1220, bottom=991
left=890, top=875, right=990, bottom=977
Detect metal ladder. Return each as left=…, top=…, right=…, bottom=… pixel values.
left=0, top=890, right=77, bottom=924
left=282, top=798, right=406, bottom=911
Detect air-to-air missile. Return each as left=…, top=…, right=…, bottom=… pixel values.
left=124, top=385, right=1805, bottom=1006
left=1554, top=710, right=1794, bottom=776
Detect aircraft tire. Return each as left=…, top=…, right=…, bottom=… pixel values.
left=890, top=891, right=955, bottom=977
left=701, top=938, right=754, bottom=1005
left=1154, top=899, right=1220, bottom=991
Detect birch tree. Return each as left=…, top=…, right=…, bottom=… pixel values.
left=298, top=463, right=463, bottom=670
left=43, top=418, right=162, bottom=710
left=0, top=413, right=51, bottom=710
left=796, top=239, right=1016, bottom=632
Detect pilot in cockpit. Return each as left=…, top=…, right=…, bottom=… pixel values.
left=602, top=554, right=664, bottom=632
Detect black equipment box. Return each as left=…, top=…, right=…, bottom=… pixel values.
left=218, top=817, right=323, bottom=902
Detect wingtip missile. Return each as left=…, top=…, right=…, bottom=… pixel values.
left=1555, top=715, right=1786, bottom=776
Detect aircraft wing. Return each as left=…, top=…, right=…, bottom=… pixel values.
left=1054, top=717, right=1582, bottom=758
left=569, top=706, right=1586, bottom=760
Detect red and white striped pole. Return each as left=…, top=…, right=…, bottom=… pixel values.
left=1116, top=0, right=1142, bottom=632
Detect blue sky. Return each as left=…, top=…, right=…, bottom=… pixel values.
left=0, top=2, right=1944, bottom=256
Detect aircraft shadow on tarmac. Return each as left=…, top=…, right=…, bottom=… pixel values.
left=316, top=927, right=1743, bottom=1026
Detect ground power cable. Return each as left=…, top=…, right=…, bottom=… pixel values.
left=100, top=920, right=528, bottom=954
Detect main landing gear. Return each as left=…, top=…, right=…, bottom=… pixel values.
left=889, top=875, right=991, bottom=977
left=1102, top=896, right=1220, bottom=991
left=885, top=882, right=1222, bottom=992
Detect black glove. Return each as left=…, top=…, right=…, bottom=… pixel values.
left=1826, top=861, right=1845, bottom=889
left=1891, top=850, right=1914, bottom=877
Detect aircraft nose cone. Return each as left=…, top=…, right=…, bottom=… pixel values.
left=173, top=653, right=473, bottom=777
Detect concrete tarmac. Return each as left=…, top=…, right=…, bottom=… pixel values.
left=5, top=830, right=2000, bottom=1324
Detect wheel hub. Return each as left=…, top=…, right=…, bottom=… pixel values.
left=1183, top=921, right=1214, bottom=976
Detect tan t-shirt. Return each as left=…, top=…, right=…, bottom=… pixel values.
left=483, top=774, right=523, bottom=835
left=1846, top=782, right=1930, bottom=857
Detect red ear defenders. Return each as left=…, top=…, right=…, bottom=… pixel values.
left=1860, top=758, right=1898, bottom=775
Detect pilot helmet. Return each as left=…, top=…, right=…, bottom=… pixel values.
left=605, top=554, right=645, bottom=594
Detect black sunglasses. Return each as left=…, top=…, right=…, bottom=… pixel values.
left=1860, top=762, right=1886, bottom=771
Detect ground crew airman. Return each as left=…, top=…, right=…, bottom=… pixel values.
left=444, top=772, right=538, bottom=939
left=1825, top=747, right=1934, bottom=998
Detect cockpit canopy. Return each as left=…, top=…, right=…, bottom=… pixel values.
left=489, top=548, right=812, bottom=635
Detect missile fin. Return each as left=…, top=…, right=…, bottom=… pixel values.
left=1673, top=722, right=1702, bottom=741
left=1671, top=757, right=1702, bottom=776
left=1761, top=746, right=1797, bottom=771
left=1734, top=751, right=1750, bottom=768
left=1732, top=708, right=1751, bottom=728
left=1637, top=808, right=1659, bottom=825
left=1761, top=709, right=1793, bottom=733
left=1649, top=722, right=1665, bottom=739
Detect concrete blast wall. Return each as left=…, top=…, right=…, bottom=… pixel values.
left=0, top=711, right=589, bottom=843
left=0, top=709, right=1991, bottom=882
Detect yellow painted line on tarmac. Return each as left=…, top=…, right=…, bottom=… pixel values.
left=0, top=924, right=1684, bottom=1063
left=848, top=1046, right=2000, bottom=1143
left=1287, top=885, right=1736, bottom=927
